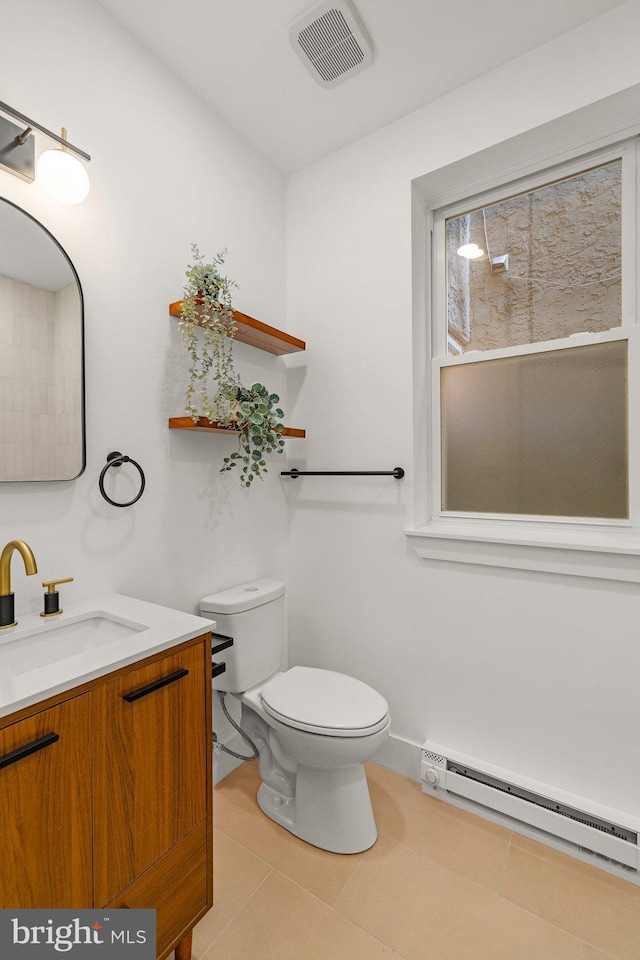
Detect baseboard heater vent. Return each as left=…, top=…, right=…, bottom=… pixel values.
left=421, top=740, right=639, bottom=876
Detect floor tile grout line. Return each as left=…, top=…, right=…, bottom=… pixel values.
left=345, top=832, right=596, bottom=956
left=212, top=824, right=278, bottom=873
left=375, top=817, right=639, bottom=956
left=211, top=831, right=614, bottom=960
left=496, top=829, right=513, bottom=896
left=197, top=868, right=274, bottom=960
left=213, top=820, right=371, bottom=909
left=267, top=867, right=415, bottom=960
left=376, top=827, right=509, bottom=896
left=493, top=893, right=610, bottom=957
left=215, top=772, right=636, bottom=959
left=328, top=845, right=370, bottom=908
left=493, top=843, right=632, bottom=958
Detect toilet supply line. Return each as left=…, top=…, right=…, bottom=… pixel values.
left=215, top=691, right=259, bottom=760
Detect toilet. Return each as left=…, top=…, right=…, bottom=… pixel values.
left=200, top=579, right=390, bottom=854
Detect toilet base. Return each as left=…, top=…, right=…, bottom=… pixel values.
left=256, top=761, right=377, bottom=854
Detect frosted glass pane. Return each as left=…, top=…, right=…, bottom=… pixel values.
left=441, top=340, right=628, bottom=518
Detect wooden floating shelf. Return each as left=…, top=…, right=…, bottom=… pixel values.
left=169, top=417, right=305, bottom=438
left=169, top=301, right=305, bottom=357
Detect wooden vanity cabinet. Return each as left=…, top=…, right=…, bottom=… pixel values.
left=0, top=632, right=213, bottom=960
left=0, top=694, right=93, bottom=908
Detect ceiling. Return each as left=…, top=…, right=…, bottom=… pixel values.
left=98, top=0, right=628, bottom=174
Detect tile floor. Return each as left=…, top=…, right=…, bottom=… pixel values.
left=187, top=760, right=640, bottom=960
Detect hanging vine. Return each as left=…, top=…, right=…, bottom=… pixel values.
left=179, top=244, right=238, bottom=424
left=178, top=245, right=286, bottom=487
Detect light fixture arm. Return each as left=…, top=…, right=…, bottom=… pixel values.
left=15, top=125, right=33, bottom=146
left=0, top=100, right=90, bottom=162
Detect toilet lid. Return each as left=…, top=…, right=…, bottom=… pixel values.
left=260, top=666, right=389, bottom=737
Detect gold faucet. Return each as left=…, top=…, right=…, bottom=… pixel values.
left=0, top=540, right=38, bottom=629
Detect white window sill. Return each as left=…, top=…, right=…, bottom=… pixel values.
left=405, top=519, right=640, bottom=582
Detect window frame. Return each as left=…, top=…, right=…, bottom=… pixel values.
left=406, top=134, right=640, bottom=581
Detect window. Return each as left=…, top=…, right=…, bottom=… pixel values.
left=409, top=135, right=640, bottom=578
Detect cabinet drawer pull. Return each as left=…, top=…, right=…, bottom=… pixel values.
left=123, top=668, right=189, bottom=703
left=0, top=731, right=59, bottom=770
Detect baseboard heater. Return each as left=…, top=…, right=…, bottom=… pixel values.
left=421, top=740, right=639, bottom=876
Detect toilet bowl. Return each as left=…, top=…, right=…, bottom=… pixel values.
left=200, top=580, right=390, bottom=854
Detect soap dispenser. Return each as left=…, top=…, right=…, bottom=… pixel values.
left=41, top=577, right=74, bottom=617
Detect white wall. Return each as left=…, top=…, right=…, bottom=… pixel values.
left=1, top=0, right=290, bottom=618
left=285, top=2, right=640, bottom=816
left=5, top=0, right=640, bottom=817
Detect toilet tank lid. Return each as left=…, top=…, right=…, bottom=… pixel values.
left=200, top=579, right=284, bottom=614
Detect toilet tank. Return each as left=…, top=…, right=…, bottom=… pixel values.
left=200, top=579, right=285, bottom=692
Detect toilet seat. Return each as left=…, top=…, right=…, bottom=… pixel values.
left=260, top=666, right=389, bottom=738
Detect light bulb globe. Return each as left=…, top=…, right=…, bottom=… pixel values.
left=456, top=243, right=484, bottom=260
left=37, top=149, right=90, bottom=204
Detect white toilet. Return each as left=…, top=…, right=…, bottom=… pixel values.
left=200, top=579, right=390, bottom=854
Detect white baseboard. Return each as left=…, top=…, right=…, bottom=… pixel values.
left=372, top=731, right=423, bottom=782
left=213, top=729, right=420, bottom=786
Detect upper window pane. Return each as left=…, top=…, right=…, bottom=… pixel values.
left=446, top=160, right=622, bottom=354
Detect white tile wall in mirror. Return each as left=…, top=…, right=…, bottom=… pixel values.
left=0, top=199, right=84, bottom=481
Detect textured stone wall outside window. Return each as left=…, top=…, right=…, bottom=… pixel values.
left=446, top=160, right=622, bottom=353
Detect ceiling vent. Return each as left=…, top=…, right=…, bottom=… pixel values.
left=289, top=0, right=374, bottom=89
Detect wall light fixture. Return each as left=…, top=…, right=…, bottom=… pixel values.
left=456, top=242, right=484, bottom=260
left=0, top=101, right=90, bottom=204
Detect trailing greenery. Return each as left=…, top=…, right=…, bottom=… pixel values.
left=221, top=382, right=285, bottom=486
left=179, top=244, right=238, bottom=424
left=178, top=245, right=286, bottom=487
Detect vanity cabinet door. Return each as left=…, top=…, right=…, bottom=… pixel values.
left=0, top=695, right=92, bottom=907
left=92, top=640, right=208, bottom=906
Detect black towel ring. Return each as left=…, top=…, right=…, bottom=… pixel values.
left=99, top=451, right=146, bottom=508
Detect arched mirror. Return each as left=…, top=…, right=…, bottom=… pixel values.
left=0, top=198, right=84, bottom=481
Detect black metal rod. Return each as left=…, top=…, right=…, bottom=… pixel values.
left=0, top=101, right=91, bottom=161
left=281, top=467, right=405, bottom=480
left=123, top=668, right=189, bottom=703
left=0, top=732, right=59, bottom=770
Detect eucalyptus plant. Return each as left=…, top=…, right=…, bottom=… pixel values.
left=221, top=382, right=286, bottom=486
left=179, top=244, right=238, bottom=423
left=179, top=245, right=287, bottom=487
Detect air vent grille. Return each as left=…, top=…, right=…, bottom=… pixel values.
left=423, top=750, right=446, bottom=764
left=289, top=0, right=373, bottom=88
left=298, top=10, right=364, bottom=82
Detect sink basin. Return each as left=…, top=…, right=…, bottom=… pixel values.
left=0, top=612, right=147, bottom=699
left=0, top=592, right=214, bottom=719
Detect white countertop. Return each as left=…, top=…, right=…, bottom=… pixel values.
left=0, top=593, right=216, bottom=720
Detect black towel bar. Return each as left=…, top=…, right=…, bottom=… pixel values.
left=281, top=467, right=404, bottom=480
